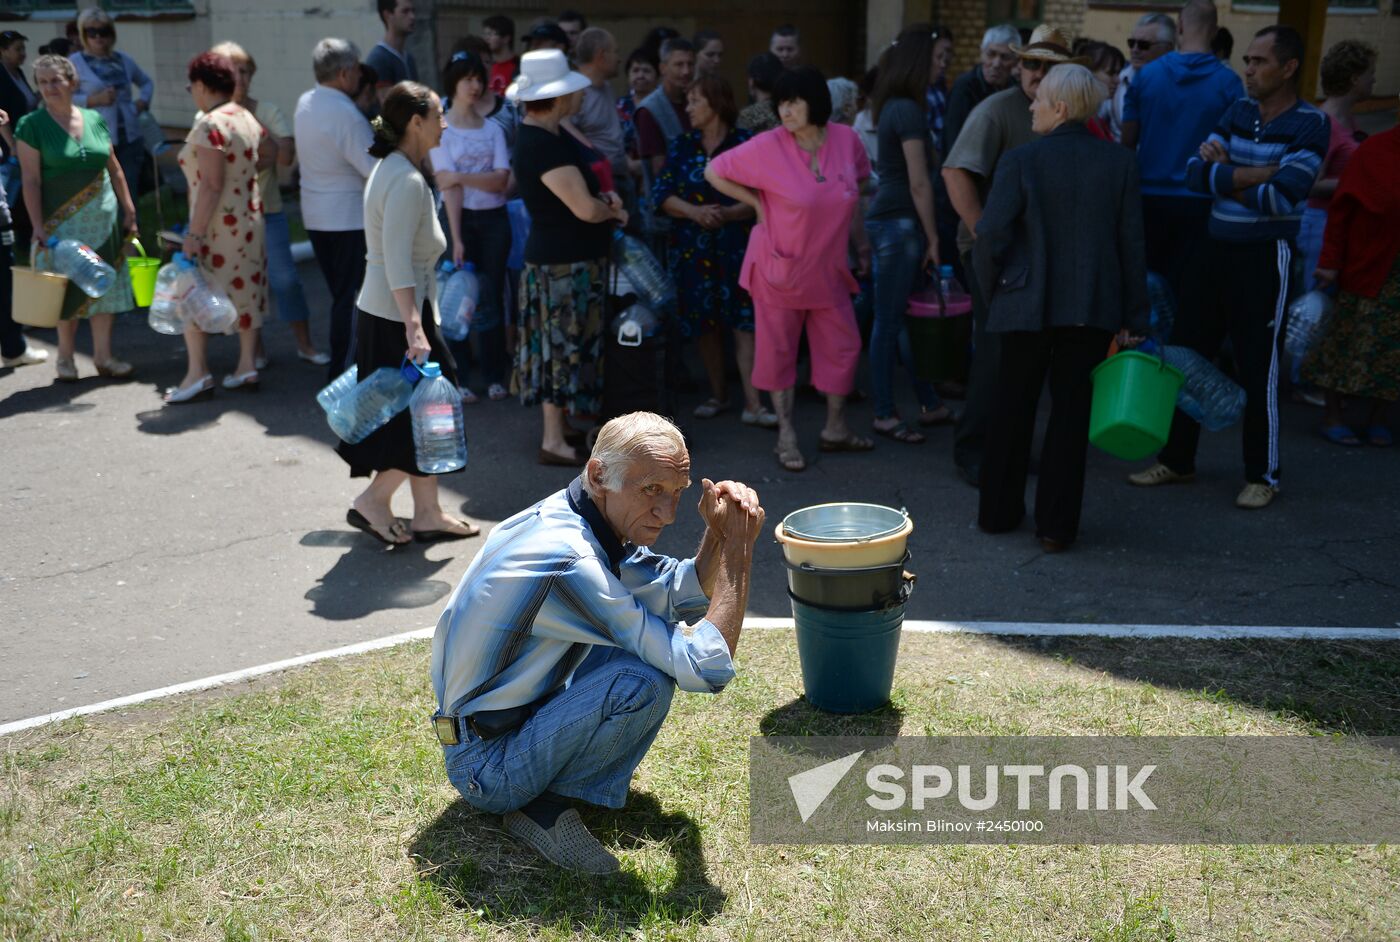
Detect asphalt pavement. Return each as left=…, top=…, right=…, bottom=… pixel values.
left=2, top=260, right=1397, bottom=724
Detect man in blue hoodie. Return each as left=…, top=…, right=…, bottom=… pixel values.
left=1122, top=0, right=1242, bottom=300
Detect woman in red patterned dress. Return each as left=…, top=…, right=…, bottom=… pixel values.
left=165, top=51, right=269, bottom=403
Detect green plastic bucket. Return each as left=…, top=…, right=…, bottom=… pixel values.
left=1089, top=350, right=1185, bottom=460
left=791, top=591, right=908, bottom=714
left=126, top=238, right=160, bottom=308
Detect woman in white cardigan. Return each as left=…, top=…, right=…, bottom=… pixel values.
left=337, top=81, right=479, bottom=545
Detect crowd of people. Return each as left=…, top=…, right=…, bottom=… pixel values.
left=0, top=1, right=1396, bottom=552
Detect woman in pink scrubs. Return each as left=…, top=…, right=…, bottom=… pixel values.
left=706, top=66, right=874, bottom=472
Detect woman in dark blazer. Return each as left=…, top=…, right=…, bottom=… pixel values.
left=973, top=63, right=1148, bottom=552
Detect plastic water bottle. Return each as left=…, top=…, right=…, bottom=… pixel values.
left=316, top=364, right=359, bottom=414
left=410, top=362, right=467, bottom=473
left=436, top=262, right=477, bottom=342
left=612, top=230, right=676, bottom=311
left=327, top=360, right=421, bottom=444
left=44, top=237, right=115, bottom=298
left=183, top=271, right=238, bottom=334
left=1284, top=290, right=1334, bottom=361
left=1160, top=345, right=1246, bottom=431
left=614, top=302, right=659, bottom=346
left=1146, top=272, right=1175, bottom=343
left=147, top=253, right=196, bottom=335
left=935, top=264, right=972, bottom=316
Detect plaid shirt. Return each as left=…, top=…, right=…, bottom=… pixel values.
left=1185, top=97, right=1329, bottom=243
left=431, top=478, right=735, bottom=719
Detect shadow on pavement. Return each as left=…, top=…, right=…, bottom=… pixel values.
left=408, top=792, right=725, bottom=931
left=302, top=533, right=456, bottom=620
left=986, top=635, right=1400, bottom=736
left=0, top=375, right=122, bottom=419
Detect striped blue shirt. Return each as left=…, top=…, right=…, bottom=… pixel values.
left=1185, top=97, right=1329, bottom=243
left=431, top=478, right=736, bottom=719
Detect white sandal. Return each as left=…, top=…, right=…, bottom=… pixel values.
left=164, top=375, right=214, bottom=404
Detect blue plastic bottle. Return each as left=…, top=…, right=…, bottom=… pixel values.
left=613, top=302, right=659, bottom=346
left=316, top=364, right=359, bottom=414
left=328, top=360, right=421, bottom=444
left=410, top=362, right=467, bottom=473
left=436, top=262, right=477, bottom=342
left=1159, top=344, right=1246, bottom=431
left=44, top=237, right=115, bottom=298
left=612, top=230, right=676, bottom=310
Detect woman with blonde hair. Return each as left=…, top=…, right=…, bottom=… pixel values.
left=69, top=7, right=153, bottom=200
left=973, top=64, right=1148, bottom=551
left=14, top=52, right=137, bottom=381
left=209, top=41, right=328, bottom=367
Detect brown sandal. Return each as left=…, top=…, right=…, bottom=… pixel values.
left=775, top=443, right=806, bottom=472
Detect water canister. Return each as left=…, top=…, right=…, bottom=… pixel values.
left=44, top=237, right=115, bottom=298
left=327, top=360, right=421, bottom=444
left=611, top=230, right=676, bottom=311
left=410, top=362, right=467, bottom=473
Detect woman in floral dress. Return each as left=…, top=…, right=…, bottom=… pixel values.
left=165, top=50, right=268, bottom=403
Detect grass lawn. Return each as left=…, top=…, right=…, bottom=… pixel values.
left=2, top=630, right=1397, bottom=941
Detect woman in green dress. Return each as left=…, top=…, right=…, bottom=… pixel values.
left=15, top=54, right=137, bottom=382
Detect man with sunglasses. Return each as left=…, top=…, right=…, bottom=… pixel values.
left=1109, top=13, right=1176, bottom=142
left=943, top=26, right=1086, bottom=488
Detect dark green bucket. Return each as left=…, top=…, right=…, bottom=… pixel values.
left=905, top=313, right=972, bottom=383
left=791, top=590, right=908, bottom=714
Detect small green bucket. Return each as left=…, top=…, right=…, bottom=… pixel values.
left=1089, top=350, right=1185, bottom=460
left=126, top=238, right=161, bottom=308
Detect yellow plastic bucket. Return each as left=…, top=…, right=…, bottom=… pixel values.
left=126, top=238, right=160, bottom=308
left=11, top=265, right=69, bottom=328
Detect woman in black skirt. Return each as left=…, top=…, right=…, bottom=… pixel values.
left=338, top=81, right=479, bottom=545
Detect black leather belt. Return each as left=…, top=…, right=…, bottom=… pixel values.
left=433, top=692, right=552, bottom=745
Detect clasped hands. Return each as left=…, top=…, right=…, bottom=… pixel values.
left=698, top=478, right=765, bottom=549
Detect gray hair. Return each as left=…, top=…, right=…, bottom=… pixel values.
left=1038, top=64, right=1107, bottom=123
left=32, top=54, right=78, bottom=88
left=574, top=27, right=613, bottom=67
left=312, top=37, right=360, bottom=84
left=584, top=412, right=688, bottom=498
left=1136, top=13, right=1178, bottom=45
left=982, top=24, right=1020, bottom=51
left=827, top=77, right=858, bottom=124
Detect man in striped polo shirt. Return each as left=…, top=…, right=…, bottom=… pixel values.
left=1129, top=25, right=1328, bottom=509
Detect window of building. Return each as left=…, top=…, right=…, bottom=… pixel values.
left=986, top=0, right=1045, bottom=30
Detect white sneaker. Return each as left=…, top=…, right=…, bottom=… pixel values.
left=1235, top=483, right=1277, bottom=509
left=3, top=347, right=49, bottom=368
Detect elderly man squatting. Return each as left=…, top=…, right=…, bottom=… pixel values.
left=431, top=411, right=764, bottom=873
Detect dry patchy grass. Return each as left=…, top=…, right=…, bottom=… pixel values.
left=2, top=631, right=1397, bottom=941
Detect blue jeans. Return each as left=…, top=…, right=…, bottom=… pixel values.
left=443, top=645, right=675, bottom=813
left=866, top=216, right=940, bottom=419
left=265, top=211, right=312, bottom=324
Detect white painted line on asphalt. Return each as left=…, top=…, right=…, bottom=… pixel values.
left=0, top=627, right=433, bottom=739
left=3, top=619, right=1395, bottom=738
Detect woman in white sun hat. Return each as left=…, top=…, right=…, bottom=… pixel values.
left=507, top=49, right=628, bottom=467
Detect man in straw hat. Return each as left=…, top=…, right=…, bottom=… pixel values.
left=431, top=412, right=765, bottom=873
left=942, top=25, right=1085, bottom=488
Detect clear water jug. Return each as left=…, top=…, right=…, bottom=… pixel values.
left=614, top=302, right=659, bottom=346
left=1146, top=271, right=1175, bottom=343
left=1160, top=344, right=1246, bottom=431
left=1284, top=290, right=1334, bottom=361
left=316, top=364, right=359, bottom=414
left=327, top=360, right=421, bottom=444
left=410, top=362, right=467, bottom=473
left=147, top=253, right=196, bottom=335
left=183, top=269, right=238, bottom=334
left=437, top=262, right=478, bottom=342
left=44, top=237, right=115, bottom=298
left=612, top=230, right=676, bottom=311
